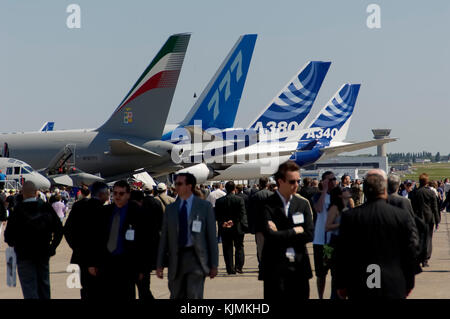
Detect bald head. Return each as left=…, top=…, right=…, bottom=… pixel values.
left=364, top=169, right=388, bottom=201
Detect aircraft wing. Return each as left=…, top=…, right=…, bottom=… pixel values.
left=319, top=138, right=397, bottom=157
left=108, top=140, right=161, bottom=157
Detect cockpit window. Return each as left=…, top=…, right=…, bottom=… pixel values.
left=22, top=166, right=33, bottom=174
left=6, top=167, right=12, bottom=175
left=14, top=167, right=20, bottom=175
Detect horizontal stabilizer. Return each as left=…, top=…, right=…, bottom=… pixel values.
left=299, top=140, right=318, bottom=151
left=319, top=138, right=397, bottom=157
left=108, top=139, right=161, bottom=157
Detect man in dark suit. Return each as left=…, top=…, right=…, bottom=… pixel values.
left=299, top=177, right=319, bottom=223
left=235, top=184, right=249, bottom=221
left=129, top=190, right=162, bottom=299
left=335, top=169, right=419, bottom=299
left=409, top=173, right=440, bottom=267
left=64, top=181, right=110, bottom=299
left=261, top=161, right=314, bottom=299
left=86, top=180, right=146, bottom=300
left=215, top=181, right=248, bottom=274
left=156, top=173, right=218, bottom=299
left=387, top=174, right=422, bottom=275
left=248, top=177, right=273, bottom=275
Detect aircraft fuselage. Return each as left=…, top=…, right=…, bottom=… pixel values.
left=0, top=130, right=173, bottom=179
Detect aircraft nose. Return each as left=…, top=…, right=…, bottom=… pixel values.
left=35, top=173, right=51, bottom=190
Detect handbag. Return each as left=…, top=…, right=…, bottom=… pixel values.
left=323, top=232, right=338, bottom=268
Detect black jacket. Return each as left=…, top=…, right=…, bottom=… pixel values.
left=5, top=199, right=63, bottom=259
left=140, top=196, right=164, bottom=271
left=409, top=186, right=440, bottom=225
left=248, top=189, right=273, bottom=234
left=335, top=199, right=419, bottom=299
left=0, top=198, right=7, bottom=221
left=215, top=193, right=248, bottom=235
left=87, top=201, right=147, bottom=274
left=64, top=197, right=104, bottom=265
left=260, top=193, right=314, bottom=280
left=236, top=192, right=249, bottom=219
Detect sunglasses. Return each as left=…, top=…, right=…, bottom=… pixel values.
left=113, top=191, right=127, bottom=196
left=287, top=179, right=301, bottom=185
left=175, top=182, right=185, bottom=186
left=329, top=177, right=337, bottom=181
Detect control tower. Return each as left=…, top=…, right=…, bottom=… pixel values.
left=372, top=129, right=391, bottom=157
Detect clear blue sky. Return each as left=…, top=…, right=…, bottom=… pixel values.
left=1, top=0, right=449, bottom=154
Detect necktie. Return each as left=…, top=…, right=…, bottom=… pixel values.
left=107, top=210, right=121, bottom=253
left=178, top=200, right=188, bottom=248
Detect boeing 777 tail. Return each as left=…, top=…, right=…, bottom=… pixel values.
left=166, top=34, right=257, bottom=140
left=97, top=33, right=191, bottom=140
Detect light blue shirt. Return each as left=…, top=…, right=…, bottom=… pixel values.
left=179, top=193, right=195, bottom=247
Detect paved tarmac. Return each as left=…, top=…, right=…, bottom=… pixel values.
left=0, top=212, right=448, bottom=299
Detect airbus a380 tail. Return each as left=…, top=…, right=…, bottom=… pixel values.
left=249, top=61, right=331, bottom=133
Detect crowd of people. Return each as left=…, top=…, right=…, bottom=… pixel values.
left=0, top=163, right=447, bottom=300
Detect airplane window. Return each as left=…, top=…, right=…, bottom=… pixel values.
left=22, top=167, right=31, bottom=174
left=14, top=167, right=20, bottom=174
left=23, top=166, right=34, bottom=173
left=6, top=167, right=12, bottom=175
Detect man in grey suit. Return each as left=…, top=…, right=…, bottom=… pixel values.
left=156, top=173, right=218, bottom=299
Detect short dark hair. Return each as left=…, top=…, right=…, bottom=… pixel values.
left=175, top=172, right=197, bottom=191
left=274, top=161, right=300, bottom=186
left=225, top=181, right=236, bottom=193
left=130, top=190, right=144, bottom=202
left=259, top=177, right=269, bottom=189
left=363, top=174, right=386, bottom=200
left=80, top=188, right=91, bottom=197
left=236, top=184, right=243, bottom=192
left=419, top=173, right=429, bottom=187
left=91, top=181, right=108, bottom=197
left=113, top=180, right=130, bottom=193
left=322, top=171, right=334, bottom=181
left=303, top=177, right=312, bottom=187
left=341, top=174, right=350, bottom=183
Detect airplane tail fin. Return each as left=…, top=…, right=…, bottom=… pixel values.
left=179, top=34, right=257, bottom=130
left=97, top=33, right=191, bottom=140
left=301, top=83, right=360, bottom=145
left=248, top=61, right=331, bottom=133
left=40, top=122, right=54, bottom=132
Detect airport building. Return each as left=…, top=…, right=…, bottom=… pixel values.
left=300, top=128, right=393, bottom=180
left=300, top=155, right=388, bottom=180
